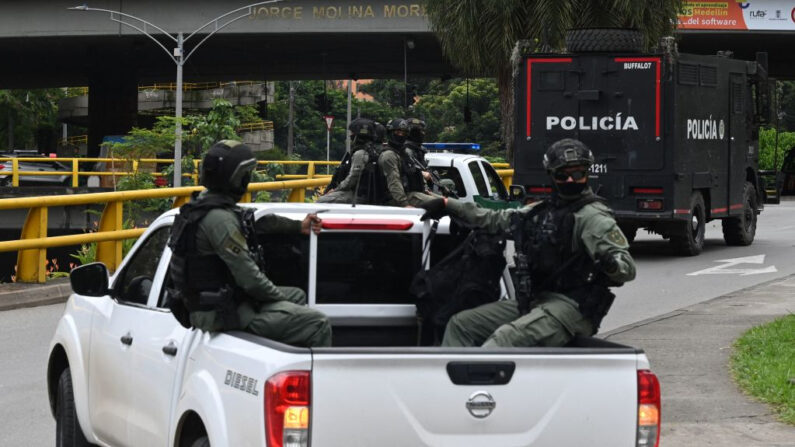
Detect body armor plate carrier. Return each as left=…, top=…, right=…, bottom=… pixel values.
left=511, top=194, right=618, bottom=330
left=167, top=193, right=263, bottom=330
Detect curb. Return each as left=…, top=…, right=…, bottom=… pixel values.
left=0, top=279, right=71, bottom=312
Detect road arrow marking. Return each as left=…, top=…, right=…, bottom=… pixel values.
left=687, top=254, right=778, bottom=276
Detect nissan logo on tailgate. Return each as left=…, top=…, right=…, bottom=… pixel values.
left=466, top=391, right=496, bottom=418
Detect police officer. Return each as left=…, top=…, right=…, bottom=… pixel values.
left=319, top=118, right=379, bottom=204
left=420, top=138, right=635, bottom=347
left=378, top=118, right=437, bottom=207
left=169, top=140, right=331, bottom=347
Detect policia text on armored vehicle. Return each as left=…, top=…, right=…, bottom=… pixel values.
left=512, top=30, right=772, bottom=255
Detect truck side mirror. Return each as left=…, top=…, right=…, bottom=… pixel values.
left=70, top=262, right=110, bottom=297
left=509, top=185, right=527, bottom=202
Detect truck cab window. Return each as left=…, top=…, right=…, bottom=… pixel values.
left=482, top=162, right=509, bottom=200
left=258, top=233, right=309, bottom=290
left=468, top=161, right=490, bottom=197
left=433, top=166, right=466, bottom=197
left=317, top=233, right=422, bottom=304
left=114, top=227, right=170, bottom=305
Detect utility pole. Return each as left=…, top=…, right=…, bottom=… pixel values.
left=287, top=81, right=295, bottom=157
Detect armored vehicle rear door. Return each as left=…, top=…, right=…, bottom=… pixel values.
left=518, top=55, right=664, bottom=196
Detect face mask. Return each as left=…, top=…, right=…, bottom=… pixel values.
left=389, top=133, right=407, bottom=146
left=554, top=181, right=587, bottom=197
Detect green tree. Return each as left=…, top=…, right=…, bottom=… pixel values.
left=425, top=0, right=683, bottom=161
left=759, top=128, right=795, bottom=171
left=0, top=89, right=65, bottom=152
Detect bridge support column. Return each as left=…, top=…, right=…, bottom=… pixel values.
left=87, top=55, right=138, bottom=158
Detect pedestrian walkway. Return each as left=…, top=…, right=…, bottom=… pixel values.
left=604, top=274, right=795, bottom=447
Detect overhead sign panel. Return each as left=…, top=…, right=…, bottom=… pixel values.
left=677, top=0, right=795, bottom=30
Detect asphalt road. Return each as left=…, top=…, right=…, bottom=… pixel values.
left=1, top=200, right=794, bottom=445
left=601, top=199, right=795, bottom=332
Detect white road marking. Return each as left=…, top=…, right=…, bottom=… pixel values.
left=686, top=254, right=778, bottom=276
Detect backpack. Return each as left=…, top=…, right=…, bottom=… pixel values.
left=410, top=225, right=507, bottom=341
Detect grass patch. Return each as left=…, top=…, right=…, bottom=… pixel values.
left=730, top=314, right=795, bottom=425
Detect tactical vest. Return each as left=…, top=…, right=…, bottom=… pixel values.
left=512, top=194, right=617, bottom=328
left=382, top=144, right=426, bottom=195
left=167, top=193, right=261, bottom=330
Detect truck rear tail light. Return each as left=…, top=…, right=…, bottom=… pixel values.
left=637, top=370, right=660, bottom=447
left=266, top=371, right=311, bottom=447
left=321, top=218, right=413, bottom=231
left=637, top=199, right=663, bottom=211
left=528, top=186, right=552, bottom=194
left=632, top=187, right=664, bottom=195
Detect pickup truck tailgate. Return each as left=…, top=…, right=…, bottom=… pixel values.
left=310, top=349, right=640, bottom=446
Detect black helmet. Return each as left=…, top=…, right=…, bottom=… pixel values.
left=542, top=138, right=594, bottom=173
left=374, top=121, right=386, bottom=144
left=386, top=118, right=408, bottom=146
left=405, top=118, right=426, bottom=143
left=349, top=118, right=376, bottom=143
left=201, top=140, right=257, bottom=199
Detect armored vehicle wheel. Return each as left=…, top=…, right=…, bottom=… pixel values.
left=565, top=29, right=644, bottom=53
left=722, top=182, right=757, bottom=246
left=670, top=192, right=705, bottom=256
left=56, top=368, right=92, bottom=447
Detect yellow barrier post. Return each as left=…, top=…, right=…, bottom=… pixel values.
left=193, top=159, right=200, bottom=185
left=96, top=201, right=124, bottom=272
left=16, top=207, right=48, bottom=282
left=497, top=169, right=514, bottom=190
left=11, top=158, right=19, bottom=187
left=173, top=195, right=191, bottom=208
left=72, top=159, right=79, bottom=187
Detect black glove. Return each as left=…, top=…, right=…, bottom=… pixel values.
left=419, top=198, right=448, bottom=221
left=597, top=253, right=619, bottom=274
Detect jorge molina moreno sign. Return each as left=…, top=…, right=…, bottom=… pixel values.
left=246, top=1, right=430, bottom=31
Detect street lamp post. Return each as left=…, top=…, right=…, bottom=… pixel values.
left=69, top=1, right=282, bottom=187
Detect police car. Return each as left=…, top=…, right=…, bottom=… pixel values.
left=48, top=202, right=657, bottom=447
left=422, top=142, right=510, bottom=205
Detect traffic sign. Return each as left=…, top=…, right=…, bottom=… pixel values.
left=323, top=115, right=334, bottom=131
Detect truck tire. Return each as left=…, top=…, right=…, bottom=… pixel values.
left=565, top=29, right=644, bottom=53
left=56, top=368, right=91, bottom=447
left=722, top=182, right=757, bottom=246
left=670, top=192, right=705, bottom=256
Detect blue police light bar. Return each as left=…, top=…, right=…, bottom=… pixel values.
left=422, top=142, right=481, bottom=152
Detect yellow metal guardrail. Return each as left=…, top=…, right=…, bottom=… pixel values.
left=0, top=157, right=337, bottom=188
left=0, top=178, right=331, bottom=283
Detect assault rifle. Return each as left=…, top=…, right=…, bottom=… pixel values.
left=325, top=151, right=352, bottom=194
left=510, top=213, right=534, bottom=315
left=406, top=153, right=456, bottom=197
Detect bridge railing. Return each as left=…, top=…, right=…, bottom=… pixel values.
left=0, top=157, right=338, bottom=187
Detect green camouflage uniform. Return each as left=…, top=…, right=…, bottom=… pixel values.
left=318, top=145, right=371, bottom=204
left=441, top=189, right=635, bottom=347
left=377, top=149, right=437, bottom=207
left=189, top=192, right=331, bottom=347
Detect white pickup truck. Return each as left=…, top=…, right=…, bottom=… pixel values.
left=48, top=203, right=660, bottom=447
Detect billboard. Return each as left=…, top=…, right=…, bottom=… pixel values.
left=677, top=1, right=795, bottom=30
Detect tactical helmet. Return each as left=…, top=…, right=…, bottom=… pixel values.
left=386, top=118, right=409, bottom=146
left=386, top=118, right=409, bottom=133
left=201, top=140, right=257, bottom=198
left=405, top=117, right=426, bottom=142
left=348, top=118, right=376, bottom=142
left=374, top=121, right=386, bottom=144
left=542, top=138, right=594, bottom=173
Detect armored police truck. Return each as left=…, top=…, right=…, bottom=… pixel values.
left=512, top=31, right=771, bottom=255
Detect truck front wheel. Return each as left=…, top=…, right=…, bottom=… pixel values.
left=670, top=192, right=705, bottom=256
left=56, top=368, right=91, bottom=447
left=722, top=182, right=757, bottom=246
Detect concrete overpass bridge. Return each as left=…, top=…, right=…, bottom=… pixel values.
left=1, top=0, right=793, bottom=156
